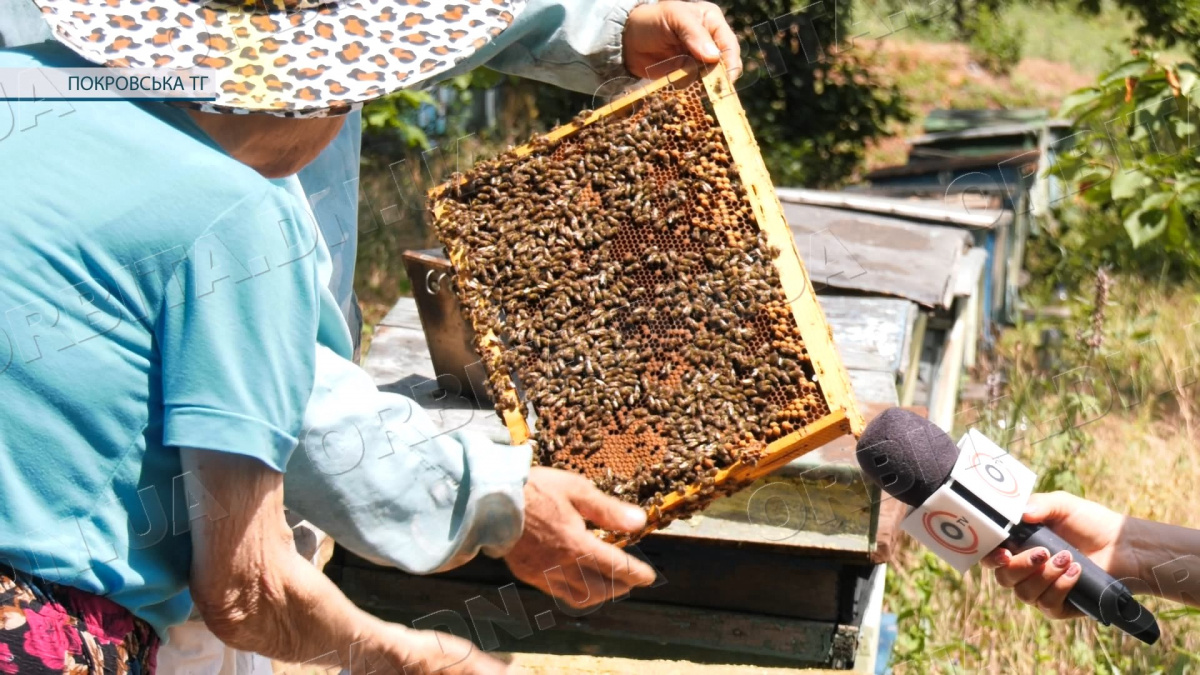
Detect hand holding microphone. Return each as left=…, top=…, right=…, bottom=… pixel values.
left=855, top=409, right=1160, bottom=644
left=981, top=492, right=1130, bottom=620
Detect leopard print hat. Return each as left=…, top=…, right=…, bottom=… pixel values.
left=33, top=0, right=527, bottom=117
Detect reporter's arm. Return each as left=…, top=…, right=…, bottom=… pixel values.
left=183, top=447, right=506, bottom=674
left=1006, top=492, right=1200, bottom=608
left=983, top=492, right=1200, bottom=617
left=1123, top=517, right=1200, bottom=607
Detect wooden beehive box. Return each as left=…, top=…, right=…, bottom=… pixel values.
left=429, top=64, right=864, bottom=543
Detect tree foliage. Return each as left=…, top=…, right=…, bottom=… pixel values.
left=964, top=5, right=1024, bottom=74
left=718, top=0, right=910, bottom=186
left=1048, top=55, right=1200, bottom=279
left=1036, top=0, right=1200, bottom=283
left=877, top=0, right=1012, bottom=41
left=476, top=1, right=912, bottom=188
left=361, top=89, right=434, bottom=149
left=1073, top=0, right=1200, bottom=60
left=360, top=68, right=518, bottom=155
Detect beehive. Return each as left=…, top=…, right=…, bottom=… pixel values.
left=429, top=64, right=864, bottom=544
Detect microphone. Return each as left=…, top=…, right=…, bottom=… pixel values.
left=855, top=408, right=1159, bottom=645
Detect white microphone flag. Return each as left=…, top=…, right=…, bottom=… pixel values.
left=952, top=429, right=1038, bottom=525
left=900, top=483, right=1010, bottom=572
left=900, top=429, right=1038, bottom=573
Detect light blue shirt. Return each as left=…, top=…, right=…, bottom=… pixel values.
left=295, top=111, right=363, bottom=346
left=0, top=42, right=352, bottom=637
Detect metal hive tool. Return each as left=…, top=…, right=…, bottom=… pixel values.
left=429, top=64, right=864, bottom=544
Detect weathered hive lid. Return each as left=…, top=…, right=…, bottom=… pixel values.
left=776, top=188, right=980, bottom=309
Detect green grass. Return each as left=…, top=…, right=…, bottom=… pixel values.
left=856, top=1, right=1151, bottom=75
left=887, top=273, right=1200, bottom=673
left=1002, top=2, right=1146, bottom=74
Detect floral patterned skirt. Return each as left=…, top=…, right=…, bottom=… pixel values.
left=0, top=572, right=159, bottom=674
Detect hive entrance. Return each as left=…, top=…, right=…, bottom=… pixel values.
left=432, top=66, right=857, bottom=541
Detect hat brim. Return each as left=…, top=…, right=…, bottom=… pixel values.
left=34, top=0, right=521, bottom=117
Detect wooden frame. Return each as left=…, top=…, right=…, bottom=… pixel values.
left=429, top=63, right=864, bottom=541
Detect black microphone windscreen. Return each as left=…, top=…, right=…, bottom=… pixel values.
left=855, top=408, right=959, bottom=506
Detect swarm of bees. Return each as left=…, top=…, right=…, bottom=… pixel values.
left=433, top=82, right=831, bottom=536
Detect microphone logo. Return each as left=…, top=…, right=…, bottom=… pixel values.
left=969, top=451, right=1021, bottom=497
left=922, top=510, right=980, bottom=555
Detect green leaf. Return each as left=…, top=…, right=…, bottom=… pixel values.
left=1177, top=64, right=1199, bottom=98
left=1124, top=205, right=1169, bottom=248
left=1142, top=192, right=1175, bottom=210
left=1080, top=166, right=1113, bottom=187
left=365, top=108, right=392, bottom=129
left=1166, top=200, right=1188, bottom=245
left=405, top=127, right=428, bottom=145
left=1159, top=605, right=1200, bottom=620
left=1059, top=88, right=1101, bottom=117
left=1111, top=168, right=1151, bottom=199
left=1101, top=59, right=1152, bottom=87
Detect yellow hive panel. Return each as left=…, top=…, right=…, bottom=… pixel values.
left=430, top=64, right=864, bottom=544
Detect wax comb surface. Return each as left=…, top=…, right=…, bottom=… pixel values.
left=430, top=65, right=864, bottom=544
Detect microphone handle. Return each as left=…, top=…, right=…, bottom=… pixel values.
left=1004, top=522, right=1160, bottom=645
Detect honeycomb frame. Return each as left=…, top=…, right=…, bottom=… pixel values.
left=428, top=64, right=865, bottom=544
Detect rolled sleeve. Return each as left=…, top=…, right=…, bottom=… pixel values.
left=163, top=406, right=299, bottom=473
left=443, top=428, right=532, bottom=561
left=282, top=346, right=532, bottom=574
left=440, top=0, right=654, bottom=95
left=157, top=188, right=321, bottom=473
